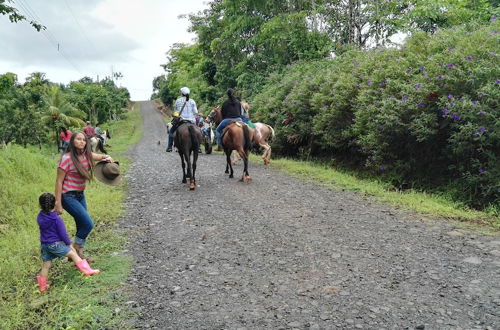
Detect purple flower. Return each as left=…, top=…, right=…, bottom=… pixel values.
left=448, top=94, right=454, bottom=99
left=356, top=83, right=361, bottom=88
left=446, top=63, right=455, bottom=69
left=471, top=100, right=479, bottom=105
left=491, top=16, right=497, bottom=21
left=453, top=115, right=461, bottom=121
left=489, top=52, right=495, bottom=56
left=479, top=169, right=486, bottom=174
left=415, top=83, right=422, bottom=89
left=376, top=125, right=385, bottom=130
left=441, top=108, right=450, bottom=116
left=496, top=80, right=500, bottom=84
left=380, top=167, right=386, bottom=171
left=479, top=110, right=485, bottom=115
left=466, top=56, right=473, bottom=61
left=367, top=80, right=372, bottom=86
left=475, top=127, right=487, bottom=135
left=417, top=103, right=425, bottom=108
left=402, top=95, right=408, bottom=100
left=379, top=81, right=386, bottom=87
left=355, top=61, right=361, bottom=66
left=420, top=66, right=426, bottom=71
left=448, top=46, right=455, bottom=51
left=406, top=68, right=413, bottom=73
left=437, top=74, right=443, bottom=79
left=479, top=93, right=486, bottom=98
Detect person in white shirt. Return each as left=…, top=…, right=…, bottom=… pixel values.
left=166, top=87, right=198, bottom=152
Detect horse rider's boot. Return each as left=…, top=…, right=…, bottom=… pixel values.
left=36, top=275, right=50, bottom=292
left=76, top=259, right=100, bottom=276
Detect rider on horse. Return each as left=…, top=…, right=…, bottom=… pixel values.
left=215, top=88, right=244, bottom=150
left=166, top=87, right=198, bottom=152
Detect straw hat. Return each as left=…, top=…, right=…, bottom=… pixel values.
left=94, top=161, right=120, bottom=186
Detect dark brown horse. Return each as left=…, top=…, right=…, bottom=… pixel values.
left=173, top=122, right=203, bottom=190
left=222, top=121, right=254, bottom=182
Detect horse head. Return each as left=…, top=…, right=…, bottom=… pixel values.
left=207, top=106, right=222, bottom=125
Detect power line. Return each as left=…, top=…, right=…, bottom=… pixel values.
left=64, top=0, right=99, bottom=57
left=13, top=0, right=82, bottom=74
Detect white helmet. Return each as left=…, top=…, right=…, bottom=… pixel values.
left=180, top=87, right=190, bottom=95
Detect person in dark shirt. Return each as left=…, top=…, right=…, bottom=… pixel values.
left=215, top=88, right=243, bottom=149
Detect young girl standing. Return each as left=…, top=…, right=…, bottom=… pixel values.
left=37, top=193, right=100, bottom=292
left=55, top=131, right=112, bottom=261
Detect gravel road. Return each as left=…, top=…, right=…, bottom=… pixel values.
left=119, top=101, right=500, bottom=329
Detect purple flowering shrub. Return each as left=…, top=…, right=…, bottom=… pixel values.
left=252, top=22, right=499, bottom=208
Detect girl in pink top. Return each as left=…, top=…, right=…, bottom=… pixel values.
left=59, top=126, right=72, bottom=153
left=55, top=131, right=113, bottom=261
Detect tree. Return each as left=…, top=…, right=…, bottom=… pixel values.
left=42, top=86, right=85, bottom=150
left=0, top=0, right=45, bottom=31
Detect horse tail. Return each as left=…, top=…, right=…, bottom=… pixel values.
left=188, top=125, right=199, bottom=152
left=267, top=124, right=275, bottom=141
left=243, top=124, right=251, bottom=152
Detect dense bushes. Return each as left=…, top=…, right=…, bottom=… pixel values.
left=251, top=22, right=499, bottom=208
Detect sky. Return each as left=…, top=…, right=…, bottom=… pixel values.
left=0, top=0, right=210, bottom=100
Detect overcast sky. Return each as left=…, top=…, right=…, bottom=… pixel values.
left=0, top=0, right=209, bottom=100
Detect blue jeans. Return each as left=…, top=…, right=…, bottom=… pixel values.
left=167, top=127, right=174, bottom=149
left=216, top=118, right=242, bottom=147
left=62, top=191, right=94, bottom=247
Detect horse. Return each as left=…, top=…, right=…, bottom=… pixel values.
left=173, top=121, right=203, bottom=190
left=90, top=135, right=107, bottom=153
left=222, top=121, right=254, bottom=182
left=253, top=123, right=275, bottom=165
left=210, top=105, right=275, bottom=165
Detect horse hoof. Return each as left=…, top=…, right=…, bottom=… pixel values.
left=225, top=170, right=229, bottom=174
left=182, top=179, right=187, bottom=184
left=245, top=176, right=252, bottom=183
left=189, top=184, right=195, bottom=190
left=229, top=174, right=233, bottom=178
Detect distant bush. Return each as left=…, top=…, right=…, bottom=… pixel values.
left=252, top=21, right=500, bottom=208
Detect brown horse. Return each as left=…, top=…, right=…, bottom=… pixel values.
left=222, top=121, right=254, bottom=182
left=173, top=122, right=203, bottom=190
left=211, top=104, right=275, bottom=165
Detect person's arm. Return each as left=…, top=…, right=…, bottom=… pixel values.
left=55, top=215, right=72, bottom=245
left=55, top=168, right=66, bottom=215
left=92, top=152, right=113, bottom=162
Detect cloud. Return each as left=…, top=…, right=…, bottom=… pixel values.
left=0, top=0, right=209, bottom=100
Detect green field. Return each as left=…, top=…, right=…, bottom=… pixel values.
left=0, top=103, right=142, bottom=329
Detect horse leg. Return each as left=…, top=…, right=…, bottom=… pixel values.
left=225, top=149, right=234, bottom=178
left=237, top=148, right=251, bottom=183
left=179, top=150, right=187, bottom=183
left=190, top=150, right=198, bottom=190
left=260, top=142, right=271, bottom=165
left=98, top=140, right=107, bottom=154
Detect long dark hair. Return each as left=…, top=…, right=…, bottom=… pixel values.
left=227, top=88, right=237, bottom=104
left=66, top=131, right=94, bottom=180
left=39, top=193, right=56, bottom=214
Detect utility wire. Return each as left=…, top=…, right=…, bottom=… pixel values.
left=64, top=0, right=99, bottom=57
left=13, top=0, right=82, bottom=74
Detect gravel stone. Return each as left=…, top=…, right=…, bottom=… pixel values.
left=120, top=102, right=500, bottom=329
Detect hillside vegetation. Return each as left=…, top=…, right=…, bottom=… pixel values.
left=0, top=105, right=142, bottom=329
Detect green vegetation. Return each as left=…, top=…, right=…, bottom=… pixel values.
left=0, top=104, right=142, bottom=329
left=0, top=72, right=130, bottom=151
left=153, top=0, right=499, bottom=210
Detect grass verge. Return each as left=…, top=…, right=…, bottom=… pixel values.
left=248, top=153, right=499, bottom=233
left=0, top=103, right=142, bottom=329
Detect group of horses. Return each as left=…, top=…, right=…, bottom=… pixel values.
left=171, top=106, right=275, bottom=190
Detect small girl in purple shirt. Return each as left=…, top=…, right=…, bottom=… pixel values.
left=36, top=193, right=100, bottom=292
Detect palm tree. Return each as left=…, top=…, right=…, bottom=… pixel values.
left=41, top=86, right=86, bottom=151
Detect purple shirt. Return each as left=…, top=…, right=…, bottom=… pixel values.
left=37, top=211, right=71, bottom=245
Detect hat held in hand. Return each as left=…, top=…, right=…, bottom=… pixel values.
left=94, top=161, right=120, bottom=186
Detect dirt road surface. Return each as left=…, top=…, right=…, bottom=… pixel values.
left=119, top=101, right=500, bottom=329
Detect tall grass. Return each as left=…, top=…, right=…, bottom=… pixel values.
left=0, top=103, right=142, bottom=329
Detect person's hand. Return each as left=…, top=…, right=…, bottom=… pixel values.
left=55, top=202, right=63, bottom=215
left=102, top=154, right=113, bottom=162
